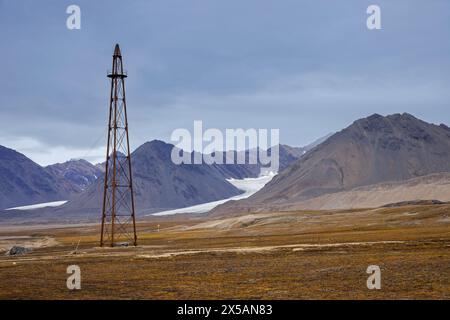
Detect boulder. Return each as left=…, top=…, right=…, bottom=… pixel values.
left=7, top=246, right=32, bottom=256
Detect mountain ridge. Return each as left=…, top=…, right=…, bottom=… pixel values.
left=0, top=145, right=69, bottom=209
left=212, top=113, right=450, bottom=214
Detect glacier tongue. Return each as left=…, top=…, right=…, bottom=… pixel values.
left=151, top=173, right=275, bottom=216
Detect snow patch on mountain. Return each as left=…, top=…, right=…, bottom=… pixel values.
left=5, top=200, right=68, bottom=211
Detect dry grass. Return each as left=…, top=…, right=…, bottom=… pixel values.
left=0, top=204, right=449, bottom=299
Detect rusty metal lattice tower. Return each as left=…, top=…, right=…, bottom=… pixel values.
left=100, top=44, right=137, bottom=247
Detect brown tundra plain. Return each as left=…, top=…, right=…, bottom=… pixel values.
left=0, top=203, right=449, bottom=299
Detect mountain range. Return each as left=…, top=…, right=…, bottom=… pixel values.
left=57, top=141, right=307, bottom=216
left=5, top=112, right=448, bottom=220
left=0, top=139, right=308, bottom=212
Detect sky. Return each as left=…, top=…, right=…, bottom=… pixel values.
left=0, top=0, right=449, bottom=165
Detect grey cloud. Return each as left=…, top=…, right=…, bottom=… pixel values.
left=0, top=0, right=449, bottom=164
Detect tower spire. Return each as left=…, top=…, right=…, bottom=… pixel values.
left=100, top=44, right=137, bottom=247
left=113, top=43, right=121, bottom=57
